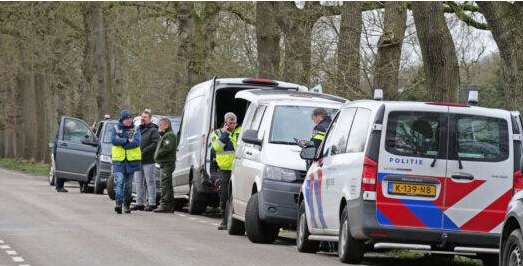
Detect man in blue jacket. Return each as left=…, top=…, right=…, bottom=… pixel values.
left=111, top=110, right=142, bottom=214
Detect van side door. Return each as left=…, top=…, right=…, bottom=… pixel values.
left=444, top=108, right=513, bottom=233
left=55, top=116, right=97, bottom=182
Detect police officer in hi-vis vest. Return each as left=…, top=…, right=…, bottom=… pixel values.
left=211, top=112, right=241, bottom=230
left=111, top=110, right=142, bottom=214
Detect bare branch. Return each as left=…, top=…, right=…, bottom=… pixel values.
left=444, top=1, right=489, bottom=30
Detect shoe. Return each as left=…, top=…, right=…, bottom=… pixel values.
left=217, top=221, right=226, bottom=230
left=56, top=187, right=68, bottom=193
left=123, top=203, right=131, bottom=214
left=145, top=205, right=157, bottom=212
left=130, top=205, right=145, bottom=211
left=153, top=206, right=174, bottom=213
left=115, top=203, right=122, bottom=214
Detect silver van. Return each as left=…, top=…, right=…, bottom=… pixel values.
left=172, top=77, right=308, bottom=214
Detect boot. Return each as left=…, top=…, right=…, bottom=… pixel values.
left=130, top=205, right=145, bottom=211
left=56, top=187, right=68, bottom=193
left=123, top=201, right=131, bottom=214
left=145, top=205, right=157, bottom=212
left=115, top=202, right=122, bottom=214
left=153, top=205, right=174, bottom=213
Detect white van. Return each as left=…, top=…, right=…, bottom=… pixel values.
left=298, top=95, right=523, bottom=264
left=225, top=89, right=346, bottom=243
left=172, top=78, right=308, bottom=214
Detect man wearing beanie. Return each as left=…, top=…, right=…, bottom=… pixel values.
left=111, top=110, right=142, bottom=214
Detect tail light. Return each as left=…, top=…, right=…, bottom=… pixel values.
left=362, top=157, right=378, bottom=191
left=514, top=170, right=523, bottom=194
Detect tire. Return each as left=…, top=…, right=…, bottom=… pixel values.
left=93, top=172, right=104, bottom=195
left=339, top=205, right=365, bottom=264
left=297, top=201, right=319, bottom=253
left=245, top=193, right=280, bottom=244
left=188, top=184, right=206, bottom=215
left=227, top=191, right=245, bottom=235
left=501, top=229, right=523, bottom=266
left=107, top=173, right=115, bottom=200
left=49, top=155, right=56, bottom=186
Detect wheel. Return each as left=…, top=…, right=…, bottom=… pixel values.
left=227, top=191, right=245, bottom=235
left=245, top=193, right=280, bottom=244
left=107, top=173, right=115, bottom=200
left=93, top=172, right=104, bottom=195
left=187, top=184, right=206, bottom=215
left=49, top=155, right=56, bottom=186
left=297, top=201, right=319, bottom=253
left=339, top=205, right=365, bottom=264
left=501, top=229, right=523, bottom=266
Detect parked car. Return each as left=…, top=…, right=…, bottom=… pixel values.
left=92, top=117, right=118, bottom=194
left=226, top=89, right=345, bottom=243
left=298, top=91, right=522, bottom=265
left=49, top=116, right=99, bottom=193
left=173, top=77, right=308, bottom=215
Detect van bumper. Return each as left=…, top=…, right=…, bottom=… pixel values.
left=258, top=179, right=301, bottom=227
left=348, top=199, right=500, bottom=249
left=97, top=161, right=112, bottom=185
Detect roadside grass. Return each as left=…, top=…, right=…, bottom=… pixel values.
left=0, top=158, right=48, bottom=176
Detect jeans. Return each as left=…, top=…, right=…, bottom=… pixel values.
left=134, top=163, right=156, bottom=206
left=159, top=163, right=175, bottom=208
left=114, top=171, right=133, bottom=204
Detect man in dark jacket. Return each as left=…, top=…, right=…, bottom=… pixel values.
left=153, top=117, right=177, bottom=213
left=311, top=107, right=332, bottom=148
left=131, top=109, right=160, bottom=212
left=111, top=110, right=142, bottom=214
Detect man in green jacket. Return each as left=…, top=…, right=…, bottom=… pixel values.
left=153, top=118, right=177, bottom=213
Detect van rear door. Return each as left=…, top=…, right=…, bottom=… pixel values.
left=377, top=105, right=448, bottom=230
left=443, top=108, right=513, bottom=233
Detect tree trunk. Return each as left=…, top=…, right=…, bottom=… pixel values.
left=477, top=2, right=523, bottom=112
left=337, top=2, right=364, bottom=99
left=256, top=2, right=280, bottom=80
left=93, top=2, right=107, bottom=120
left=373, top=2, right=407, bottom=100
left=412, top=2, right=459, bottom=102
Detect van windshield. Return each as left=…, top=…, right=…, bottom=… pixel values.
left=269, top=105, right=336, bottom=145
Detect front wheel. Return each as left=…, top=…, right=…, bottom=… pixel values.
left=227, top=191, right=245, bottom=235
left=106, top=173, right=115, bottom=200
left=93, top=172, right=104, bottom=195
left=501, top=229, right=523, bottom=266
left=245, top=193, right=280, bottom=244
left=339, top=205, right=365, bottom=264
left=297, top=201, right=319, bottom=253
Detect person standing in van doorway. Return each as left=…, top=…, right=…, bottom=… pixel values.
left=153, top=118, right=177, bottom=213
left=211, top=112, right=242, bottom=230
left=131, top=109, right=160, bottom=212
left=111, top=110, right=142, bottom=214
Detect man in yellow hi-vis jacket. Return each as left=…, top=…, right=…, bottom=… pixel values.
left=211, top=112, right=241, bottom=230
left=111, top=110, right=141, bottom=214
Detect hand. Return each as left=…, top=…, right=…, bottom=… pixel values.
left=223, top=123, right=230, bottom=132
left=128, top=138, right=133, bottom=143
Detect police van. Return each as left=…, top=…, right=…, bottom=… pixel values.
left=298, top=91, right=523, bottom=264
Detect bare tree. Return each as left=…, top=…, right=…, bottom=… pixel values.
left=256, top=2, right=280, bottom=79
left=412, top=2, right=459, bottom=102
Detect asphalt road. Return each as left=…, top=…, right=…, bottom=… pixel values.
left=0, top=168, right=482, bottom=266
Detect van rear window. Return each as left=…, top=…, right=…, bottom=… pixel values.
left=385, top=112, right=442, bottom=158
left=453, top=114, right=509, bottom=162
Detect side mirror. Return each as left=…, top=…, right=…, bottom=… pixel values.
left=300, top=146, right=317, bottom=160
left=82, top=136, right=99, bottom=147
left=242, top=129, right=262, bottom=146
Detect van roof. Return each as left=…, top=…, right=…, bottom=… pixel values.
left=216, top=78, right=308, bottom=91
left=342, top=99, right=513, bottom=115
left=235, top=89, right=348, bottom=105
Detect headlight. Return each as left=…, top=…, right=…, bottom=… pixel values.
left=264, top=166, right=297, bottom=182
left=100, top=155, right=112, bottom=163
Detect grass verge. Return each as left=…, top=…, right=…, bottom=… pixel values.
left=0, top=158, right=48, bottom=176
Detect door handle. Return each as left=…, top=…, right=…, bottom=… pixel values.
left=451, top=173, right=474, bottom=180
left=60, top=143, right=68, bottom=147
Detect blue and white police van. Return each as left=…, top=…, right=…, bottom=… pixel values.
left=298, top=91, right=523, bottom=265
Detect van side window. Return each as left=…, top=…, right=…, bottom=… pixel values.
left=63, top=118, right=91, bottom=144
left=454, top=114, right=509, bottom=162
left=250, top=105, right=266, bottom=131
left=323, top=108, right=356, bottom=156
left=347, top=109, right=372, bottom=153
left=386, top=112, right=441, bottom=158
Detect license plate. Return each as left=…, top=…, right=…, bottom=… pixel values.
left=388, top=182, right=436, bottom=197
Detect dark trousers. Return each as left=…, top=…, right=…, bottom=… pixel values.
left=55, top=177, right=65, bottom=189
left=219, top=170, right=231, bottom=211
left=159, top=163, right=175, bottom=208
